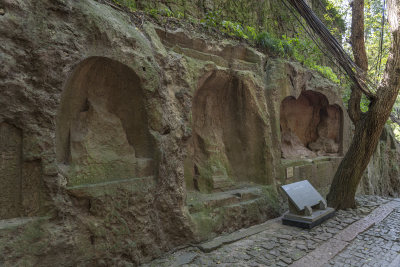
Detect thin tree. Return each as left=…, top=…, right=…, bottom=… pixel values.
left=348, top=0, right=368, bottom=124
left=284, top=0, right=400, bottom=209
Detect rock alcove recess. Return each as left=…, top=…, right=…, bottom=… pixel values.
left=56, top=57, right=156, bottom=187
left=280, top=90, right=343, bottom=159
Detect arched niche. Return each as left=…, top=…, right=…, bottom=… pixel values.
left=56, top=57, right=155, bottom=186
left=280, top=90, right=343, bottom=159
left=185, top=71, right=266, bottom=192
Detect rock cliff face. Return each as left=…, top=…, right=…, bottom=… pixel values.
left=0, top=0, right=398, bottom=266
left=360, top=125, right=400, bottom=197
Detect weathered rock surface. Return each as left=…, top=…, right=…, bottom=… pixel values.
left=360, top=125, right=400, bottom=197
left=280, top=91, right=341, bottom=159
left=57, top=57, right=155, bottom=186
left=0, top=0, right=398, bottom=266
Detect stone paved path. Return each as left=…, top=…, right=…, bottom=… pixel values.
left=142, top=196, right=400, bottom=267
left=324, top=205, right=400, bottom=267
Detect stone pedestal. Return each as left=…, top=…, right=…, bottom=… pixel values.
left=282, top=207, right=335, bottom=229
left=281, top=180, right=335, bottom=229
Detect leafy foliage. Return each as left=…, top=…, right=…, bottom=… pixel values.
left=364, top=0, right=391, bottom=81
left=111, top=0, right=342, bottom=84
left=201, top=11, right=223, bottom=27
left=388, top=120, right=400, bottom=140
left=255, top=32, right=287, bottom=54
left=319, top=0, right=346, bottom=36
left=328, top=0, right=400, bottom=134
left=221, top=21, right=249, bottom=39
left=112, top=0, right=136, bottom=12
left=143, top=7, right=184, bottom=20
left=146, top=8, right=159, bottom=19
left=330, top=0, right=391, bottom=82
left=342, top=88, right=371, bottom=112
left=255, top=33, right=339, bottom=83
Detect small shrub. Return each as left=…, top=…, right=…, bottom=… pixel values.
left=161, top=8, right=173, bottom=18
left=245, top=26, right=257, bottom=40
left=256, top=32, right=282, bottom=54
left=200, top=11, right=222, bottom=28
left=312, top=65, right=340, bottom=84
left=221, top=20, right=248, bottom=39
left=175, top=11, right=184, bottom=19
left=112, top=0, right=136, bottom=12
left=146, top=8, right=159, bottom=19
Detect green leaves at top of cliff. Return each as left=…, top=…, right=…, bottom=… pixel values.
left=255, top=32, right=340, bottom=83
left=198, top=10, right=340, bottom=83
left=110, top=0, right=340, bottom=84
left=199, top=10, right=255, bottom=39
left=112, top=0, right=136, bottom=12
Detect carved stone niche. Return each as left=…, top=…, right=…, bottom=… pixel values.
left=280, top=90, right=343, bottom=159
left=56, top=57, right=156, bottom=187
left=185, top=71, right=267, bottom=192
left=0, top=122, right=44, bottom=219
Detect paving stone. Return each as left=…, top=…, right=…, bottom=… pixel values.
left=174, top=252, right=198, bottom=266
left=325, top=228, right=339, bottom=234
left=307, top=243, right=317, bottom=250
left=192, top=257, right=214, bottom=266
left=245, top=250, right=259, bottom=258
left=260, top=241, right=276, bottom=250
left=254, top=256, right=272, bottom=265
left=328, top=203, right=400, bottom=267
left=296, top=244, right=308, bottom=251
left=268, top=249, right=280, bottom=256
left=143, top=196, right=400, bottom=267
left=234, top=253, right=251, bottom=261
left=317, top=233, right=332, bottom=241
left=342, top=218, right=356, bottom=224
left=276, top=260, right=288, bottom=266
left=290, top=250, right=307, bottom=261
left=246, top=261, right=261, bottom=267
left=276, top=234, right=292, bottom=240
left=280, top=256, right=292, bottom=264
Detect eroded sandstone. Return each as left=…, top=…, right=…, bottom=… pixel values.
left=0, top=1, right=398, bottom=266
left=280, top=90, right=342, bottom=159
left=57, top=57, right=155, bottom=186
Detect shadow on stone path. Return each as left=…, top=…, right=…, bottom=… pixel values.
left=142, top=196, right=400, bottom=267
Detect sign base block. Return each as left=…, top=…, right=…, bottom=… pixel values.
left=282, top=207, right=335, bottom=229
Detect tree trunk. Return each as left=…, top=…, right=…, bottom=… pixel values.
left=348, top=0, right=368, bottom=123
left=327, top=108, right=393, bottom=208
left=327, top=0, right=400, bottom=209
